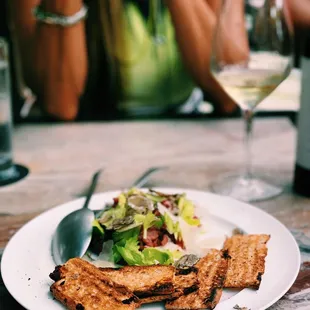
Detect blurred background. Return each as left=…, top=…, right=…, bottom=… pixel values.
left=0, top=0, right=303, bottom=124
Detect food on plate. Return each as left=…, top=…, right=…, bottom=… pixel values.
left=86, top=189, right=217, bottom=267
left=223, top=234, right=270, bottom=289
left=174, top=254, right=200, bottom=269
left=49, top=258, right=139, bottom=310
left=99, top=265, right=176, bottom=303
left=165, top=249, right=229, bottom=310
left=49, top=189, right=271, bottom=309
left=173, top=264, right=199, bottom=296
left=49, top=234, right=270, bottom=309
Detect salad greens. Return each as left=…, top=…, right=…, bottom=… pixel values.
left=178, top=197, right=201, bottom=226
left=163, top=213, right=182, bottom=241
left=113, top=227, right=174, bottom=266
left=88, top=188, right=201, bottom=266
left=134, top=212, right=164, bottom=239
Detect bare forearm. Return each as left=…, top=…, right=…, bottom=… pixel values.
left=165, top=0, right=215, bottom=86
left=216, top=0, right=249, bottom=64
left=8, top=0, right=40, bottom=91
left=165, top=0, right=238, bottom=114
left=206, top=0, right=221, bottom=15
left=9, top=0, right=87, bottom=120
left=166, top=0, right=248, bottom=80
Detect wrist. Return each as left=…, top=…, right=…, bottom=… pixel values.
left=40, top=0, right=83, bottom=16
left=33, top=2, right=87, bottom=27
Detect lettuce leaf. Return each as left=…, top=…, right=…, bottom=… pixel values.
left=115, top=237, right=145, bottom=265
left=112, top=226, right=175, bottom=266
left=125, top=188, right=165, bottom=203
left=178, top=197, right=201, bottom=226
left=142, top=248, right=174, bottom=265
left=115, top=238, right=175, bottom=266
left=98, top=194, right=127, bottom=229
left=118, top=193, right=127, bottom=208
left=163, top=212, right=182, bottom=241
left=92, top=219, right=105, bottom=235
left=134, top=212, right=163, bottom=239
left=112, top=227, right=140, bottom=244
left=171, top=250, right=184, bottom=260
left=112, top=227, right=140, bottom=263
left=126, top=188, right=144, bottom=196
left=145, top=193, right=166, bottom=203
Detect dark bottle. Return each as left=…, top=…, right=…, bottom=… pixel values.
left=293, top=32, right=310, bottom=197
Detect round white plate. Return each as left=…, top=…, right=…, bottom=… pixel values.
left=1, top=188, right=300, bottom=310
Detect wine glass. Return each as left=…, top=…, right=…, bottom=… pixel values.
left=210, top=0, right=293, bottom=202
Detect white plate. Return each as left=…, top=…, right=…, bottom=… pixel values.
left=1, top=188, right=300, bottom=310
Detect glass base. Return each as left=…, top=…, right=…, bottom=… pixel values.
left=0, top=166, right=19, bottom=181
left=211, top=174, right=283, bottom=202
left=0, top=164, right=29, bottom=187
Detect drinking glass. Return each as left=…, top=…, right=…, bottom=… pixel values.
left=210, top=0, right=293, bottom=202
left=0, top=37, right=18, bottom=182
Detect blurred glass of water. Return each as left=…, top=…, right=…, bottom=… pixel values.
left=0, top=38, right=16, bottom=181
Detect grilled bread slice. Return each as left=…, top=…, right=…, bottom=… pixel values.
left=223, top=234, right=270, bottom=289
left=139, top=294, right=177, bottom=304
left=50, top=258, right=139, bottom=310
left=165, top=249, right=229, bottom=310
left=138, top=266, right=199, bottom=304
left=138, top=267, right=199, bottom=304
left=100, top=265, right=175, bottom=297
left=174, top=266, right=199, bottom=295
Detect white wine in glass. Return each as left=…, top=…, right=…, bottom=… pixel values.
left=210, top=0, right=293, bottom=202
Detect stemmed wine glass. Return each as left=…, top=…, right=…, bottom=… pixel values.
left=210, top=0, right=293, bottom=202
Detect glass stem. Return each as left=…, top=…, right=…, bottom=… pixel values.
left=243, top=109, right=254, bottom=181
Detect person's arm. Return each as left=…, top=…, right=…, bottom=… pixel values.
left=287, top=0, right=310, bottom=28
left=215, top=0, right=249, bottom=64
left=165, top=0, right=215, bottom=91
left=165, top=0, right=248, bottom=114
left=8, top=0, right=88, bottom=120
left=206, top=0, right=221, bottom=15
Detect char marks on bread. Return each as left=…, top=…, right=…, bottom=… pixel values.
left=165, top=249, right=229, bottom=310
left=223, top=234, right=270, bottom=289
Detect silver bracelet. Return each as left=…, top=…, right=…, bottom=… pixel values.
left=32, top=4, right=88, bottom=27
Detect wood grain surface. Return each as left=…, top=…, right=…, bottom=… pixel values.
left=1, top=118, right=310, bottom=309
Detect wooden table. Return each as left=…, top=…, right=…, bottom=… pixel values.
left=1, top=118, right=310, bottom=309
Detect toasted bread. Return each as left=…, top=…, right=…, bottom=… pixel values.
left=223, top=234, right=270, bottom=289
left=50, top=258, right=139, bottom=310
left=100, top=265, right=175, bottom=297
left=140, top=266, right=199, bottom=304
left=165, top=249, right=229, bottom=310
left=139, top=294, right=176, bottom=304
left=174, top=266, right=199, bottom=295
